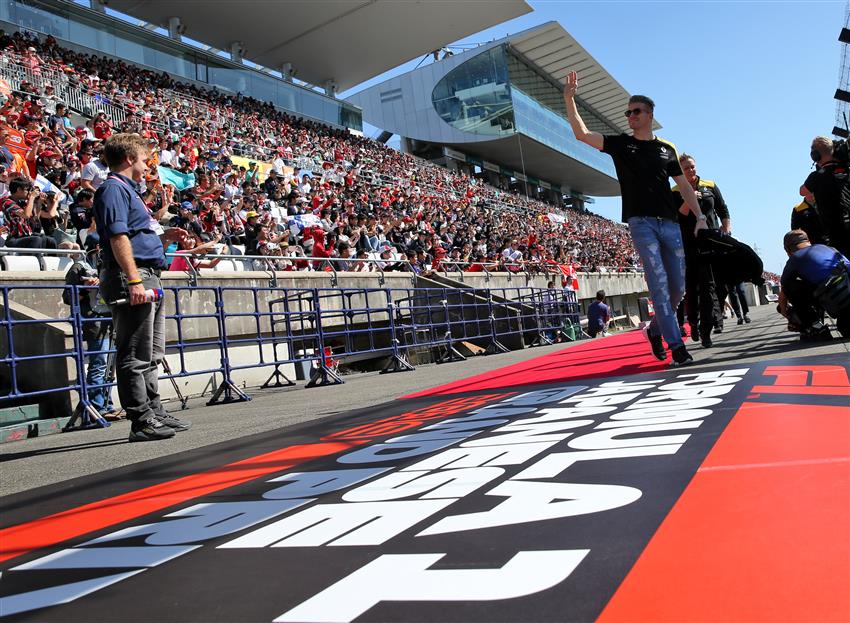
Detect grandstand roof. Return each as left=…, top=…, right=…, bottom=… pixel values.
left=447, top=134, right=621, bottom=197
left=506, top=22, right=660, bottom=133
left=105, top=0, right=533, bottom=93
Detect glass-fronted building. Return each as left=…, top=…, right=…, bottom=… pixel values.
left=430, top=43, right=618, bottom=179
left=0, top=0, right=362, bottom=130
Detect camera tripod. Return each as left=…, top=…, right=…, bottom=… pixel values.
left=65, top=322, right=189, bottom=431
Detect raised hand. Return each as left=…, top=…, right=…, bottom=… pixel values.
left=564, top=71, right=578, bottom=99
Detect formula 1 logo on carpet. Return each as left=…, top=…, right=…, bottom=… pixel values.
left=1, top=354, right=848, bottom=622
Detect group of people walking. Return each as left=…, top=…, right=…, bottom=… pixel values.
left=564, top=73, right=757, bottom=364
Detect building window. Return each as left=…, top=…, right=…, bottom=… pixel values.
left=432, top=46, right=514, bottom=137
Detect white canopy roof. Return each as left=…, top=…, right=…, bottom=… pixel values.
left=105, top=0, right=533, bottom=93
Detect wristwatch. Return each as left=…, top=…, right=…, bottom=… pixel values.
left=697, top=215, right=707, bottom=221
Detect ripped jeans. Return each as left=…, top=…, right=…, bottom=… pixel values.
left=628, top=216, right=686, bottom=350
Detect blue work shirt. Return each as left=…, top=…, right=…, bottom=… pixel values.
left=587, top=300, right=611, bottom=330
left=781, top=244, right=850, bottom=289
left=93, top=172, right=166, bottom=268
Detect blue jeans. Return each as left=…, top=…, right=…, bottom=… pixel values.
left=86, top=334, right=114, bottom=414
left=628, top=217, right=686, bottom=350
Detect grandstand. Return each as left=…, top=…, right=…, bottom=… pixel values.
left=0, top=14, right=644, bottom=273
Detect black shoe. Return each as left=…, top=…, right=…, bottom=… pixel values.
left=743, top=315, right=751, bottom=324
left=648, top=333, right=667, bottom=361
left=692, top=332, right=701, bottom=344
left=837, top=315, right=850, bottom=339
left=670, top=345, right=694, bottom=367
left=679, top=325, right=688, bottom=337
left=800, top=324, right=833, bottom=343
left=713, top=322, right=723, bottom=335
left=701, top=335, right=713, bottom=348
left=737, top=317, right=744, bottom=325
left=156, top=413, right=192, bottom=432
left=129, top=417, right=176, bottom=442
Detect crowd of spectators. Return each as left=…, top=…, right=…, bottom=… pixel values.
left=0, top=29, right=642, bottom=275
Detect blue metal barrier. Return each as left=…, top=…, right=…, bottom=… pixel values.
left=0, top=282, right=584, bottom=433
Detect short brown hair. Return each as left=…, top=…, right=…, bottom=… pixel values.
left=783, top=229, right=810, bottom=253
left=679, top=152, right=695, bottom=164
left=628, top=95, right=655, bottom=112
left=812, top=136, right=833, bottom=155
left=101, top=133, right=149, bottom=170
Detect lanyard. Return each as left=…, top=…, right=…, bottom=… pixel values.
left=107, top=174, right=152, bottom=215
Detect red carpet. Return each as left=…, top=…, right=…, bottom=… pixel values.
left=406, top=330, right=667, bottom=398
left=598, top=401, right=850, bottom=623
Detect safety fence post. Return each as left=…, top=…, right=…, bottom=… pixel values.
left=164, top=286, right=190, bottom=409
left=261, top=289, right=296, bottom=389
left=306, top=288, right=344, bottom=387
left=0, top=287, right=19, bottom=406
left=435, top=290, right=466, bottom=364
left=63, top=284, right=110, bottom=430
left=529, top=289, right=555, bottom=347
left=484, top=289, right=510, bottom=355
left=207, top=286, right=251, bottom=405
left=381, top=289, right=415, bottom=374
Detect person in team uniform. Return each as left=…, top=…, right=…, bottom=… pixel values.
left=672, top=153, right=728, bottom=347
left=563, top=72, right=707, bottom=366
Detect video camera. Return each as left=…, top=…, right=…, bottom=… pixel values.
left=833, top=138, right=849, bottom=166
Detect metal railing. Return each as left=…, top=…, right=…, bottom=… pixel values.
left=0, top=248, right=600, bottom=283
left=0, top=280, right=583, bottom=432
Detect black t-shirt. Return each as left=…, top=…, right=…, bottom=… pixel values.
left=673, top=178, right=729, bottom=244
left=790, top=200, right=828, bottom=247
left=803, top=162, right=848, bottom=236
left=804, top=162, right=843, bottom=211
left=602, top=134, right=683, bottom=222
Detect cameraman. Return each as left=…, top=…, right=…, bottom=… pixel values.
left=800, top=136, right=850, bottom=258
left=63, top=235, right=116, bottom=418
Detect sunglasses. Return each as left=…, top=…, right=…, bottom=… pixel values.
left=624, top=108, right=646, bottom=118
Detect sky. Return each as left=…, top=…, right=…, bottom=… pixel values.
left=341, top=0, right=846, bottom=274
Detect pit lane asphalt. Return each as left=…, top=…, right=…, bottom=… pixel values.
left=2, top=305, right=846, bottom=496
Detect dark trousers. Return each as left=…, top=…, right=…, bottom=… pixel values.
left=783, top=278, right=821, bottom=328
left=683, top=256, right=719, bottom=338
left=4, top=235, right=57, bottom=249
left=719, top=282, right=749, bottom=318
left=101, top=267, right=165, bottom=424
left=112, top=296, right=165, bottom=423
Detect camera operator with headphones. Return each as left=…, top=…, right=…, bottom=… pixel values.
left=801, top=136, right=850, bottom=259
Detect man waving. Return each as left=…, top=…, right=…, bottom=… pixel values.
left=563, top=71, right=707, bottom=366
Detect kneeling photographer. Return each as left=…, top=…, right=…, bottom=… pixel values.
left=778, top=230, right=850, bottom=340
